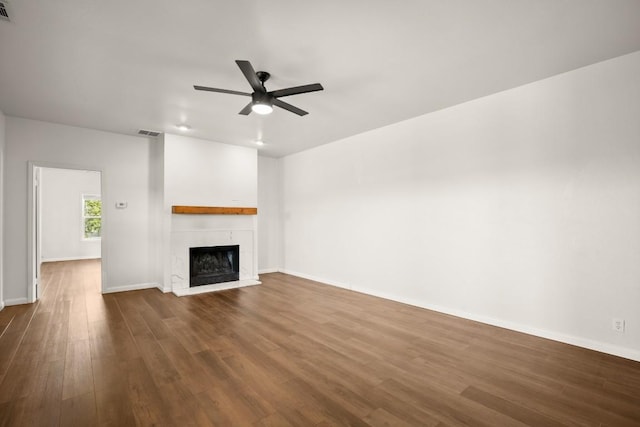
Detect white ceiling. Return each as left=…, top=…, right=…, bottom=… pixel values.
left=1, top=1, right=640, bottom=157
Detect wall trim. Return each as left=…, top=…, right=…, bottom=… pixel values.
left=4, top=297, right=30, bottom=306
left=42, top=256, right=101, bottom=263
left=258, top=268, right=280, bottom=274
left=0, top=301, right=4, bottom=311
left=102, top=282, right=159, bottom=294
left=280, top=269, right=352, bottom=291
left=281, top=269, right=640, bottom=363
left=158, top=284, right=172, bottom=293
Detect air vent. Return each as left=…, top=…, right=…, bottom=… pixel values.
left=138, top=129, right=161, bottom=137
left=0, top=1, right=10, bottom=21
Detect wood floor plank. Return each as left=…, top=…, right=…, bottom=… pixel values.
left=363, top=407, right=418, bottom=427
left=66, top=305, right=90, bottom=342
left=194, top=388, right=252, bottom=426
left=92, top=356, right=136, bottom=426
left=59, top=391, right=97, bottom=427
left=0, top=305, right=37, bottom=377
left=460, top=368, right=595, bottom=425
left=62, top=339, right=94, bottom=400
left=461, top=385, right=567, bottom=427
left=95, top=385, right=137, bottom=427
left=1, top=260, right=639, bottom=426
left=125, top=357, right=173, bottom=426
left=157, top=379, right=216, bottom=427
left=282, top=377, right=371, bottom=427
left=158, top=335, right=229, bottom=397
left=0, top=348, right=41, bottom=403
left=132, top=331, right=181, bottom=387
left=18, top=359, right=66, bottom=426
left=254, top=411, right=296, bottom=427
left=265, top=348, right=376, bottom=419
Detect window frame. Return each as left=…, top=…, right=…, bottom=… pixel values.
left=82, top=194, right=102, bottom=241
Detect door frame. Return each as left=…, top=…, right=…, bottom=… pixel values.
left=27, top=161, right=106, bottom=302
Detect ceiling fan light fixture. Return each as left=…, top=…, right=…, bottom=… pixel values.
left=251, top=102, right=273, bottom=115
left=251, top=92, right=273, bottom=115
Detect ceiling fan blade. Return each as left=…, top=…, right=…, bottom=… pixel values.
left=194, top=85, right=251, bottom=96
left=273, top=98, right=308, bottom=116
left=235, top=60, right=264, bottom=93
left=238, top=102, right=253, bottom=115
left=269, top=83, right=324, bottom=98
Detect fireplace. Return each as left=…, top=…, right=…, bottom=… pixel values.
left=189, top=245, right=240, bottom=287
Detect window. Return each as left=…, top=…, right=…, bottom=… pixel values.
left=82, top=195, right=102, bottom=239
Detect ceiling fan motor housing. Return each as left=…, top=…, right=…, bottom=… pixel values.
left=252, top=91, right=272, bottom=106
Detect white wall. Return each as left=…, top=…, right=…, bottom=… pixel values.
left=40, top=167, right=101, bottom=262
left=281, top=51, right=640, bottom=361
left=4, top=118, right=157, bottom=303
left=0, top=110, right=5, bottom=310
left=164, top=134, right=257, bottom=209
left=258, top=156, right=282, bottom=273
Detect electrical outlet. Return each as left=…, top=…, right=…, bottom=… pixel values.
left=612, top=318, right=625, bottom=333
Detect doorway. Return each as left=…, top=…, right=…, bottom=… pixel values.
left=28, top=163, right=104, bottom=301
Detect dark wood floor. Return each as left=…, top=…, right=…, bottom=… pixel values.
left=0, top=260, right=639, bottom=426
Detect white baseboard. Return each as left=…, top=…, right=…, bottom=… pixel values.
left=258, top=268, right=280, bottom=274
left=357, top=286, right=640, bottom=363
left=281, top=270, right=640, bottom=363
left=4, top=297, right=30, bottom=306
left=102, top=282, right=159, bottom=294
left=0, top=301, right=4, bottom=311
left=42, top=256, right=101, bottom=263
left=279, top=269, right=352, bottom=290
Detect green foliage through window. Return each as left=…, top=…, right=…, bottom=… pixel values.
left=83, top=196, right=101, bottom=239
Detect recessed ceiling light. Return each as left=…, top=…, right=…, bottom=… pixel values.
left=256, top=140, right=265, bottom=146
left=176, top=124, right=191, bottom=131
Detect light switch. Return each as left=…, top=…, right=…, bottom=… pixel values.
left=116, top=201, right=127, bottom=209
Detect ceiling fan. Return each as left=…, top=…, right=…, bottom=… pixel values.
left=194, top=60, right=324, bottom=116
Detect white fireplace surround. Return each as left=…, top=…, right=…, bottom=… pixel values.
left=170, top=228, right=260, bottom=296
left=160, top=133, right=260, bottom=297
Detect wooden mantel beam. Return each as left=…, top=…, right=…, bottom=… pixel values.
left=172, top=206, right=258, bottom=215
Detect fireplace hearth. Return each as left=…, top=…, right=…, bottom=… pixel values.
left=189, top=245, right=240, bottom=287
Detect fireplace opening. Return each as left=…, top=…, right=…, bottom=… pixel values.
left=190, top=245, right=239, bottom=287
